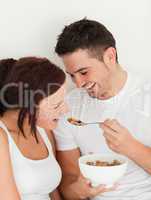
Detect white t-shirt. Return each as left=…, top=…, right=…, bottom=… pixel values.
left=54, top=72, right=151, bottom=200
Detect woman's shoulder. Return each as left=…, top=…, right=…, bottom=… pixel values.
left=0, top=130, right=10, bottom=167
left=0, top=126, right=9, bottom=146
left=0, top=127, right=10, bottom=165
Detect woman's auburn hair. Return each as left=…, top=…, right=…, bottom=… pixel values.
left=0, top=57, right=66, bottom=142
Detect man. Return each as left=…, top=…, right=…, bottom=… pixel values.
left=54, top=19, right=151, bottom=200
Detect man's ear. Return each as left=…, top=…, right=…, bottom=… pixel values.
left=103, top=47, right=117, bottom=67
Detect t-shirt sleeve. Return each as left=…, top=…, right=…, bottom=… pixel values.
left=53, top=116, right=78, bottom=151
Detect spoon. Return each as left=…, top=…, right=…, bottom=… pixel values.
left=67, top=117, right=101, bottom=126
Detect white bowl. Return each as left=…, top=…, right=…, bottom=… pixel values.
left=79, top=153, right=128, bottom=187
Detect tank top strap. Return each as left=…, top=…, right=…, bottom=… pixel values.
left=37, top=126, right=53, bottom=154
left=0, top=121, right=54, bottom=155
left=0, top=120, right=13, bottom=142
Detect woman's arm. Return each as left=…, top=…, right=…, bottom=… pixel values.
left=0, top=128, right=21, bottom=200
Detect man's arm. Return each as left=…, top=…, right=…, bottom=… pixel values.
left=56, top=148, right=81, bottom=200
left=50, top=189, right=63, bottom=200
left=127, top=141, right=151, bottom=174
left=101, top=119, right=151, bottom=174
left=46, top=130, right=63, bottom=199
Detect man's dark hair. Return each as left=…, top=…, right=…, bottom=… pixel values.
left=55, top=18, right=118, bottom=62
left=0, top=57, right=66, bottom=142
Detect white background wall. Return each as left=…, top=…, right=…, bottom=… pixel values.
left=0, top=0, right=151, bottom=90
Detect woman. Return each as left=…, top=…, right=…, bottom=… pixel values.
left=0, top=57, right=68, bottom=200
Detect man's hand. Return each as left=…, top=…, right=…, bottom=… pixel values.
left=68, top=175, right=116, bottom=199
left=100, top=119, right=139, bottom=157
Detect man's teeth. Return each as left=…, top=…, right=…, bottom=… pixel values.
left=85, top=83, right=95, bottom=89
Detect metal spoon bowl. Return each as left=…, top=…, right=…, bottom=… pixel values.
left=67, top=117, right=101, bottom=126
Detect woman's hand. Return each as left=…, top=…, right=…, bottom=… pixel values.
left=100, top=119, right=139, bottom=157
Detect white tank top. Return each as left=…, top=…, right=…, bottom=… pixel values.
left=0, top=120, right=62, bottom=200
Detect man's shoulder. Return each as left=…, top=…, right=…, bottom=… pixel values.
left=128, top=72, right=151, bottom=95
left=128, top=73, right=151, bottom=118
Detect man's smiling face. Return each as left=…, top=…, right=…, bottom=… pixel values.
left=62, top=49, right=114, bottom=100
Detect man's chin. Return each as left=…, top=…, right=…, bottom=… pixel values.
left=99, top=96, right=110, bottom=100
left=99, top=93, right=112, bottom=100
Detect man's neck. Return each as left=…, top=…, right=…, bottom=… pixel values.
left=110, top=66, right=128, bottom=98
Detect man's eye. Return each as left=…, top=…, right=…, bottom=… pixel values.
left=81, top=71, right=87, bottom=75
left=54, top=105, right=59, bottom=109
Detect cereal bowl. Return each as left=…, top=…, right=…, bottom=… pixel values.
left=79, top=153, right=128, bottom=187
